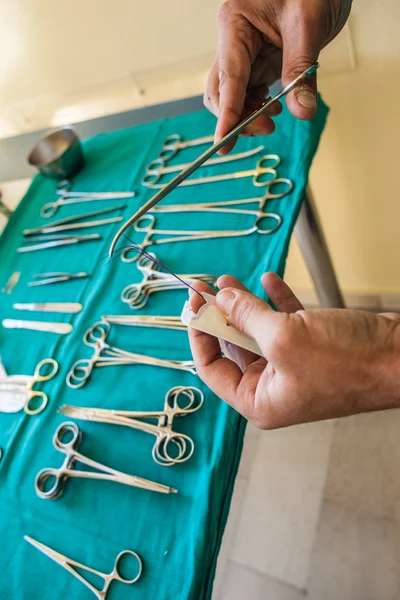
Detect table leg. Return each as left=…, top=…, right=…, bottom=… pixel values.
left=294, top=185, right=345, bottom=308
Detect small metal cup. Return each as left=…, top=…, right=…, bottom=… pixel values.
left=27, top=126, right=85, bottom=179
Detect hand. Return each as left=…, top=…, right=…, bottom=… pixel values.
left=205, top=0, right=352, bottom=153
left=188, top=273, right=400, bottom=429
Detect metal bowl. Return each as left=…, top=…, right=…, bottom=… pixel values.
left=27, top=126, right=85, bottom=179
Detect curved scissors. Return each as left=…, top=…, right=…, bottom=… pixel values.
left=142, top=145, right=264, bottom=188
left=59, top=385, right=204, bottom=466
left=158, top=133, right=214, bottom=161
left=143, top=154, right=279, bottom=189
left=0, top=358, right=58, bottom=415
left=120, top=213, right=283, bottom=263
left=35, top=421, right=177, bottom=499
left=24, top=535, right=142, bottom=600
left=66, top=320, right=196, bottom=388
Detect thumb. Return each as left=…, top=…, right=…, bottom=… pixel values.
left=281, top=17, right=321, bottom=120
left=216, top=287, right=274, bottom=342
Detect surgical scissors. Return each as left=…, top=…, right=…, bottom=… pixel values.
left=59, top=385, right=203, bottom=466
left=120, top=213, right=282, bottom=262
left=35, top=421, right=178, bottom=499
left=142, top=145, right=264, bottom=187
left=158, top=133, right=214, bottom=161
left=66, top=320, right=195, bottom=388
left=143, top=154, right=279, bottom=189
left=110, top=63, right=319, bottom=255
left=121, top=253, right=216, bottom=307
left=102, top=315, right=186, bottom=331
left=0, top=358, right=58, bottom=415
left=24, top=204, right=125, bottom=236
left=24, top=535, right=142, bottom=600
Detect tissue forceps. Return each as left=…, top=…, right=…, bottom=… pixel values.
left=66, top=320, right=195, bottom=388
left=35, top=421, right=177, bottom=499
left=59, top=385, right=203, bottom=466
left=24, top=204, right=125, bottom=236
left=0, top=358, right=58, bottom=415
left=120, top=213, right=281, bottom=263
left=142, top=145, right=264, bottom=187
left=102, top=315, right=186, bottom=331
left=150, top=177, right=293, bottom=221
left=158, top=133, right=214, bottom=161
left=28, top=272, right=89, bottom=286
left=110, top=63, right=319, bottom=255
left=143, top=154, right=279, bottom=189
left=24, top=535, right=142, bottom=600
left=18, top=233, right=101, bottom=253
left=121, top=253, right=216, bottom=308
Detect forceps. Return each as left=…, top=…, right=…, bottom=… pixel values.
left=150, top=177, right=293, bottom=219
left=121, top=253, right=216, bottom=307
left=60, top=385, right=203, bottom=466
left=28, top=272, right=89, bottom=286
left=2, top=319, right=73, bottom=334
left=142, top=145, right=264, bottom=187
left=66, top=320, right=195, bottom=388
left=18, top=233, right=101, bottom=253
left=102, top=315, right=186, bottom=331
left=110, top=63, right=319, bottom=255
left=143, top=154, right=279, bottom=189
left=24, top=204, right=125, bottom=236
left=25, top=535, right=142, bottom=600
left=120, top=214, right=281, bottom=262
left=35, top=421, right=177, bottom=499
left=0, top=358, right=58, bottom=414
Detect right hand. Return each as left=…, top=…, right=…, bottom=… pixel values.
left=205, top=0, right=352, bottom=153
left=188, top=273, right=400, bottom=429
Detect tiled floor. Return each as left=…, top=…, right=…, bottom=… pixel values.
left=213, top=412, right=400, bottom=600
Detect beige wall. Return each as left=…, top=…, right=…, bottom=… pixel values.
left=286, top=0, right=400, bottom=295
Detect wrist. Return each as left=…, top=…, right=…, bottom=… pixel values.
left=374, top=322, right=400, bottom=410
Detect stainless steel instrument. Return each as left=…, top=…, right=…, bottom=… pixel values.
left=60, top=385, right=203, bottom=466
left=24, top=535, right=142, bottom=600
left=28, top=272, right=89, bottom=286
left=0, top=358, right=58, bottom=415
left=13, top=302, right=83, bottom=314
left=2, top=319, right=73, bottom=334
left=35, top=421, right=177, bottom=498
left=66, top=320, right=196, bottom=388
left=18, top=233, right=101, bottom=253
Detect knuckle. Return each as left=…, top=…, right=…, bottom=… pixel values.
left=217, top=2, right=232, bottom=25
left=285, top=53, right=315, bottom=76
left=268, top=317, right=295, bottom=355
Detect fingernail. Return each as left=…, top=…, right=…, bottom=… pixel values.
left=216, top=290, right=236, bottom=315
left=296, top=88, right=317, bottom=110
